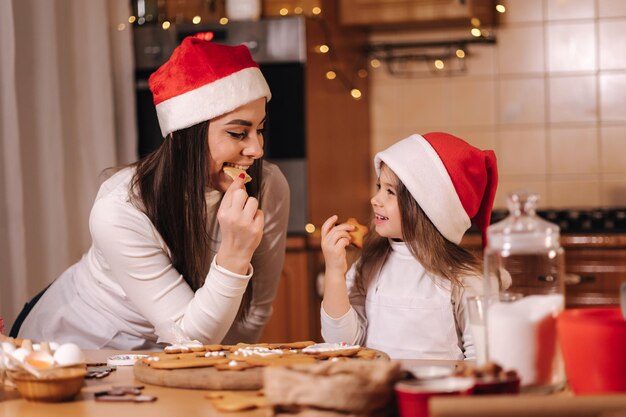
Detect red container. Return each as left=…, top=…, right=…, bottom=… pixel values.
left=472, top=376, right=520, bottom=395
left=395, top=377, right=474, bottom=417
left=557, top=307, right=626, bottom=394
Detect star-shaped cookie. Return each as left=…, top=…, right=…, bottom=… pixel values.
left=345, top=217, right=368, bottom=249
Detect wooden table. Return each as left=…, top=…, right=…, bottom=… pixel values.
left=3, top=351, right=626, bottom=417
left=1, top=349, right=268, bottom=417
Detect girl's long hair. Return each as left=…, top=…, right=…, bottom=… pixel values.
left=129, top=121, right=262, bottom=320
left=354, top=165, right=481, bottom=294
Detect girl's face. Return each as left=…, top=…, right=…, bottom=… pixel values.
left=371, top=164, right=402, bottom=240
left=207, top=97, right=266, bottom=191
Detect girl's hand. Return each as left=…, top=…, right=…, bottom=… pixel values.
left=216, top=174, right=264, bottom=274
left=321, top=215, right=355, bottom=276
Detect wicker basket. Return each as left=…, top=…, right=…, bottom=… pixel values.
left=8, top=366, right=86, bottom=402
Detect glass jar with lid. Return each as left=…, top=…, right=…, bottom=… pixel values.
left=484, top=191, right=565, bottom=393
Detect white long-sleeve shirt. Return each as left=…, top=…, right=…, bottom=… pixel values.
left=321, top=240, right=483, bottom=360
left=18, top=163, right=289, bottom=350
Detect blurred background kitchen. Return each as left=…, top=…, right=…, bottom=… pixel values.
left=1, top=0, right=625, bottom=341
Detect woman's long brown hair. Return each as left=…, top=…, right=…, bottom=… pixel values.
left=129, top=121, right=262, bottom=320
left=354, top=165, right=481, bottom=295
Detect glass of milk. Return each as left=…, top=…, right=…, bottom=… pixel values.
left=466, top=295, right=490, bottom=366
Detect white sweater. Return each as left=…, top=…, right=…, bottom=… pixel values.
left=19, top=163, right=289, bottom=350
left=321, top=240, right=482, bottom=360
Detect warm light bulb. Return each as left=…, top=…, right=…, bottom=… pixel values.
left=456, top=49, right=466, bottom=58
left=162, top=21, right=171, bottom=30
left=350, top=89, right=362, bottom=99
left=471, top=28, right=481, bottom=37
left=305, top=223, right=316, bottom=233
left=326, top=71, right=337, bottom=80
left=357, top=69, right=368, bottom=78
left=496, top=4, right=506, bottom=13
left=370, top=58, right=381, bottom=68
left=319, top=44, right=329, bottom=53
left=434, top=59, right=445, bottom=69
left=128, top=16, right=136, bottom=23
left=294, top=7, right=303, bottom=14
left=471, top=17, right=481, bottom=27
left=312, top=7, right=322, bottom=15
left=219, top=17, right=229, bottom=25
left=279, top=8, right=289, bottom=16
left=117, top=23, right=126, bottom=31
left=192, top=16, right=201, bottom=24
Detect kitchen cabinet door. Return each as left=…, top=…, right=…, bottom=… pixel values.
left=339, top=0, right=497, bottom=27
left=259, top=236, right=318, bottom=343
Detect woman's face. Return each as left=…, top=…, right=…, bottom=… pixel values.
left=371, top=164, right=402, bottom=240
left=207, top=97, right=266, bottom=191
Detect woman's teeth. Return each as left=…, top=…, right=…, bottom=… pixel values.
left=375, top=214, right=388, bottom=220
left=224, top=163, right=248, bottom=170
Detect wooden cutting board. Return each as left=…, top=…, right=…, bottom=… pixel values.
left=133, top=348, right=389, bottom=390
left=134, top=359, right=263, bottom=390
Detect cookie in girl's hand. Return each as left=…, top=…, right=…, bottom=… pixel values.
left=223, top=166, right=252, bottom=184
left=345, top=218, right=368, bottom=249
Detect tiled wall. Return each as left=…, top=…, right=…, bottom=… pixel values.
left=369, top=0, right=626, bottom=209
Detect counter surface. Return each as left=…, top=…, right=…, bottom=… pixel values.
left=2, top=351, right=626, bottom=417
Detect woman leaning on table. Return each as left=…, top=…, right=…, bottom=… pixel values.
left=11, top=34, right=290, bottom=350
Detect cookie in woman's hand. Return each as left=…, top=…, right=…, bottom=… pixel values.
left=223, top=167, right=252, bottom=184
left=345, top=218, right=368, bottom=249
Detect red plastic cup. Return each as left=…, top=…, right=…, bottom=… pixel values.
left=395, top=377, right=474, bottom=417
left=557, top=307, right=626, bottom=394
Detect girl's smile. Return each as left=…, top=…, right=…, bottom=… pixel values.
left=371, top=164, right=402, bottom=239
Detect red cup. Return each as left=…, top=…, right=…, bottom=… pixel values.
left=557, top=307, right=626, bottom=394
left=395, top=377, right=474, bottom=417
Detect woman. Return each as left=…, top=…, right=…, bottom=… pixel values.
left=13, top=34, right=290, bottom=350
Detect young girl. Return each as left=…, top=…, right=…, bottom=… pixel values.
left=320, top=132, right=497, bottom=360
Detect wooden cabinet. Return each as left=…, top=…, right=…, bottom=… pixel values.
left=259, top=236, right=324, bottom=343
left=462, top=234, right=626, bottom=308
left=339, top=0, right=497, bottom=27
left=560, top=236, right=626, bottom=307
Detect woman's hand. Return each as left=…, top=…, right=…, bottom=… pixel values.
left=216, top=174, right=264, bottom=274
left=321, top=215, right=355, bottom=277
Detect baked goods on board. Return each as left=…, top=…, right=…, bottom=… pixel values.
left=133, top=341, right=387, bottom=390
left=140, top=341, right=381, bottom=371
left=345, top=217, right=368, bottom=249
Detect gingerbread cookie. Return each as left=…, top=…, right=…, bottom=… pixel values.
left=149, top=355, right=230, bottom=370
left=267, top=341, right=316, bottom=350
left=345, top=217, right=368, bottom=249
left=206, top=391, right=266, bottom=411
left=223, top=166, right=252, bottom=184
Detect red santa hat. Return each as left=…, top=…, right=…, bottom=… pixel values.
left=148, top=33, right=271, bottom=137
left=374, top=132, right=498, bottom=247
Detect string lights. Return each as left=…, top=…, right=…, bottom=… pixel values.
left=121, top=2, right=506, bottom=88
left=366, top=3, right=504, bottom=78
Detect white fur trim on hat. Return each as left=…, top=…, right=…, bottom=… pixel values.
left=374, top=134, right=470, bottom=244
left=155, top=67, right=270, bottom=137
